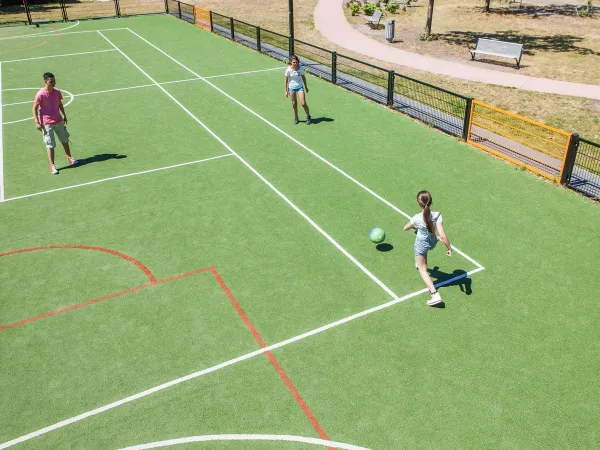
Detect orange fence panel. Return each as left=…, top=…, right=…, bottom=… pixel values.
left=467, top=100, right=572, bottom=182
left=193, top=6, right=210, bottom=31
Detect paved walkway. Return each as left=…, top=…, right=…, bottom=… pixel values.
left=313, top=0, right=600, bottom=100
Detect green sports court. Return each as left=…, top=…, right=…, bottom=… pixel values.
left=1, top=14, right=599, bottom=449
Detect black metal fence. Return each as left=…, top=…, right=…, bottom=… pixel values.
left=566, top=137, right=600, bottom=199
left=0, top=0, right=166, bottom=24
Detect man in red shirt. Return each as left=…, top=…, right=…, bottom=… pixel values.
left=32, top=72, right=78, bottom=175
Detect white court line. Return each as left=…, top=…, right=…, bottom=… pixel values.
left=0, top=26, right=126, bottom=41
left=128, top=28, right=485, bottom=270
left=0, top=62, right=4, bottom=203
left=98, top=30, right=400, bottom=299
left=1, top=69, right=284, bottom=108
left=204, top=66, right=285, bottom=79
left=119, top=434, right=370, bottom=450
left=0, top=267, right=479, bottom=450
left=3, top=154, right=233, bottom=202
left=0, top=20, right=80, bottom=41
left=1, top=48, right=117, bottom=64
left=2, top=88, right=74, bottom=125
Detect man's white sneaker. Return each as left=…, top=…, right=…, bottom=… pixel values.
left=50, top=164, right=58, bottom=175
left=427, top=291, right=443, bottom=306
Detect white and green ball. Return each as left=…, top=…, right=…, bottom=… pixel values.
left=369, top=227, right=385, bottom=244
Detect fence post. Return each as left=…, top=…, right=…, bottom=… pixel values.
left=256, top=26, right=261, bottom=52
left=462, top=98, right=474, bottom=141
left=386, top=70, right=394, bottom=106
left=115, top=0, right=121, bottom=17
left=60, top=0, right=68, bottom=21
left=331, top=51, right=337, bottom=84
left=164, top=0, right=169, bottom=13
left=288, top=36, right=294, bottom=61
left=176, top=1, right=181, bottom=19
left=229, top=17, right=234, bottom=40
left=560, top=133, right=579, bottom=185
left=209, top=11, right=213, bottom=32
left=23, top=0, right=32, bottom=24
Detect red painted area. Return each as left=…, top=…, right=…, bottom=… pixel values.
left=1, top=246, right=331, bottom=445
left=0, top=40, right=47, bottom=54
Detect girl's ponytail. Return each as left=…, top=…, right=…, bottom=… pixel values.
left=417, top=190, right=435, bottom=234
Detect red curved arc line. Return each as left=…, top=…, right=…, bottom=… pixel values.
left=0, top=39, right=47, bottom=55
left=0, top=245, right=157, bottom=283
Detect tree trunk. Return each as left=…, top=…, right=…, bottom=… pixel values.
left=484, top=0, right=491, bottom=12
left=425, top=0, right=435, bottom=35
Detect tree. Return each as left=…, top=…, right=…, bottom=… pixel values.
left=484, top=0, right=492, bottom=12
left=425, top=0, right=435, bottom=35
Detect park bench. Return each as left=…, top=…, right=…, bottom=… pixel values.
left=364, top=9, right=383, bottom=28
left=469, top=38, right=524, bottom=69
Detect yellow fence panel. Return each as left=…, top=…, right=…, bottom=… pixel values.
left=193, top=6, right=210, bottom=31
left=467, top=100, right=572, bottom=182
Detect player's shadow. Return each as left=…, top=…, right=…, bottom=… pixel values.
left=429, top=266, right=473, bottom=295
left=59, top=153, right=127, bottom=170
left=308, top=117, right=334, bottom=125
left=376, top=243, right=393, bottom=252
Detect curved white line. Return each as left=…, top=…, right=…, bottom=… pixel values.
left=0, top=21, right=80, bottom=41
left=119, top=435, right=371, bottom=450
left=2, top=87, right=73, bottom=125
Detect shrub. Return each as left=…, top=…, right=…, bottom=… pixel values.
left=363, top=3, right=377, bottom=15
left=386, top=3, right=398, bottom=12
left=350, top=2, right=361, bottom=15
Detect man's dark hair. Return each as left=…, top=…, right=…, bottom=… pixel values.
left=43, top=72, right=55, bottom=80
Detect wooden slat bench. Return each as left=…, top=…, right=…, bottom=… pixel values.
left=469, top=38, right=524, bottom=69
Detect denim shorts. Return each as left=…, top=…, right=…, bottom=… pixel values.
left=414, top=234, right=438, bottom=256
left=289, top=86, right=304, bottom=93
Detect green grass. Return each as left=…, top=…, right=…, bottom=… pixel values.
left=0, top=14, right=599, bottom=450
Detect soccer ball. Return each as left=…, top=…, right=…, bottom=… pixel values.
left=369, top=228, right=385, bottom=244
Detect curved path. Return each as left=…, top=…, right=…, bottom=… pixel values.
left=314, top=0, right=600, bottom=99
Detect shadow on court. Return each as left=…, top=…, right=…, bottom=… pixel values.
left=59, top=153, right=127, bottom=170
left=376, top=243, right=393, bottom=252
left=429, top=266, right=473, bottom=295
left=308, top=117, right=334, bottom=125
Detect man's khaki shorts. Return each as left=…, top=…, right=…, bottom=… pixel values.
left=41, top=120, right=69, bottom=149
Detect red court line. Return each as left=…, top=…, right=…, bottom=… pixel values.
left=210, top=267, right=333, bottom=447
left=2, top=245, right=332, bottom=445
left=0, top=245, right=157, bottom=283
left=51, top=24, right=62, bottom=40
left=0, top=40, right=47, bottom=54
left=0, top=267, right=212, bottom=332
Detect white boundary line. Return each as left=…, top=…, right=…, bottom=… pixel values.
left=98, top=29, right=400, bottom=298
left=2, top=88, right=74, bottom=125
left=1, top=69, right=284, bottom=109
left=1, top=49, right=117, bottom=64
left=3, top=154, right=233, bottom=202
left=203, top=66, right=284, bottom=79
left=0, top=267, right=479, bottom=450
left=128, top=28, right=485, bottom=270
left=118, top=434, right=370, bottom=450
left=0, top=62, right=4, bottom=203
left=0, top=26, right=126, bottom=41
left=0, top=21, right=80, bottom=41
